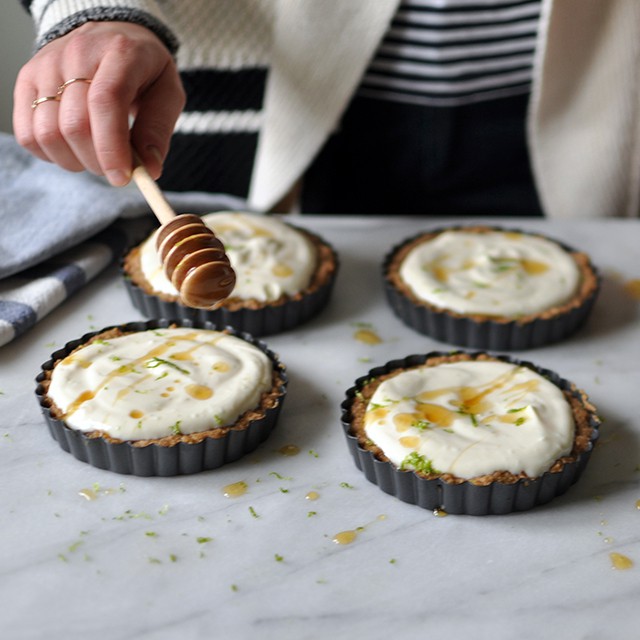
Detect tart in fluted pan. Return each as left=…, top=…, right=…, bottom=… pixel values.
left=384, top=226, right=599, bottom=349
left=123, top=212, right=338, bottom=336
left=341, top=352, right=600, bottom=515
left=36, top=319, right=287, bottom=476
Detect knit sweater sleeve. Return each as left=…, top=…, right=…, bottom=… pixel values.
left=19, top=0, right=178, bottom=54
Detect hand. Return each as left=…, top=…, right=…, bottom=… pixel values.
left=13, top=21, right=186, bottom=185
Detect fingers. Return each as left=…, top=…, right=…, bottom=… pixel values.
left=130, top=65, right=186, bottom=180
left=12, top=22, right=183, bottom=185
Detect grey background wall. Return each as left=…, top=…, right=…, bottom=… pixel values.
left=1, top=4, right=36, bottom=132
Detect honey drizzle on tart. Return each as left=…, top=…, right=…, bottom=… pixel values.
left=45, top=328, right=275, bottom=442
left=351, top=353, right=596, bottom=485
left=397, top=229, right=581, bottom=317
left=386, top=225, right=599, bottom=323
left=139, top=212, right=317, bottom=303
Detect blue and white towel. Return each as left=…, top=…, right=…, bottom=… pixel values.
left=0, top=133, right=248, bottom=347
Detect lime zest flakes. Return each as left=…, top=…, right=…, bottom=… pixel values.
left=279, top=488, right=289, bottom=494
left=269, top=471, right=293, bottom=481
left=145, top=356, right=190, bottom=376
left=308, top=449, right=319, bottom=458
left=249, top=506, right=260, bottom=519
left=145, top=531, right=158, bottom=538
left=170, top=421, right=183, bottom=435
left=507, top=406, right=528, bottom=413
left=274, top=553, right=284, bottom=562
left=196, top=537, right=213, bottom=544
left=158, top=504, right=170, bottom=516
left=400, top=452, right=440, bottom=475
left=231, top=584, right=239, bottom=592
left=307, top=511, right=317, bottom=517
left=514, top=417, right=527, bottom=427
left=148, top=557, right=162, bottom=564
left=412, top=419, right=431, bottom=431
left=169, top=554, right=178, bottom=563
left=339, top=482, right=354, bottom=489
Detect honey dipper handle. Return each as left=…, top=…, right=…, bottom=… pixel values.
left=131, top=151, right=176, bottom=225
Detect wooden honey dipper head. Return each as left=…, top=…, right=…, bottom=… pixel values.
left=130, top=152, right=236, bottom=309
left=155, top=214, right=236, bottom=309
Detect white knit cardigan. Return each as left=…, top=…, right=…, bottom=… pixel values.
left=27, top=0, right=640, bottom=217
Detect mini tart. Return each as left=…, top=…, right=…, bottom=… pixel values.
left=384, top=226, right=600, bottom=349
left=122, top=212, right=339, bottom=336
left=341, top=352, right=600, bottom=515
left=35, top=319, right=288, bottom=476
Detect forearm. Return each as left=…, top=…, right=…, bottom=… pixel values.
left=20, top=0, right=178, bottom=54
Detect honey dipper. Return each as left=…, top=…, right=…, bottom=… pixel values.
left=131, top=154, right=236, bottom=309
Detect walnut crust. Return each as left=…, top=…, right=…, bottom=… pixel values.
left=39, top=326, right=286, bottom=448
left=347, top=352, right=598, bottom=486
left=123, top=223, right=337, bottom=312
left=386, top=226, right=599, bottom=324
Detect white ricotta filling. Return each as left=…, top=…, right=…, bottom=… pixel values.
left=47, top=328, right=273, bottom=441
left=139, top=212, right=317, bottom=302
left=398, top=230, right=581, bottom=316
left=364, top=360, right=575, bottom=479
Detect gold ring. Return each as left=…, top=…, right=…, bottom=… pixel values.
left=57, top=77, right=92, bottom=94
left=31, top=95, right=61, bottom=110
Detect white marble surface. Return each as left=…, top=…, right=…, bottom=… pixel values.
left=1, top=217, right=639, bottom=640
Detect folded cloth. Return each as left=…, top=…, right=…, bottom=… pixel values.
left=0, top=133, right=249, bottom=347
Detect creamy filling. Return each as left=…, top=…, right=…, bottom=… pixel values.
left=398, top=230, right=581, bottom=316
left=364, top=360, right=574, bottom=479
left=140, top=212, right=317, bottom=302
left=47, top=328, right=273, bottom=441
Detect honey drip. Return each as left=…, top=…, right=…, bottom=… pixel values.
left=354, top=329, right=382, bottom=345
left=609, top=552, right=634, bottom=570
left=305, top=491, right=320, bottom=501
left=272, top=263, right=294, bottom=278
left=278, top=444, right=300, bottom=456
left=186, top=384, right=214, bottom=400
left=624, top=279, right=640, bottom=300
left=223, top=481, right=248, bottom=498
left=333, top=530, right=358, bottom=545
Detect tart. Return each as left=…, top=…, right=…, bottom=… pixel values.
left=384, top=226, right=600, bottom=349
left=122, top=212, right=338, bottom=335
left=341, top=351, right=600, bottom=515
left=36, top=319, right=288, bottom=476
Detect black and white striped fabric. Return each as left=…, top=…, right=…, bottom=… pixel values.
left=358, top=0, right=542, bottom=107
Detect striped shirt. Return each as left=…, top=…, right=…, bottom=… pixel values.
left=358, top=0, right=542, bottom=107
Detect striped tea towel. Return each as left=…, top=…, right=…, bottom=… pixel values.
left=0, top=133, right=248, bottom=347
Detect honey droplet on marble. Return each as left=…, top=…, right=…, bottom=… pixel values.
left=433, top=508, right=448, bottom=517
left=129, top=410, right=143, bottom=419
left=78, top=488, right=98, bottom=501
left=186, top=384, right=213, bottom=400
left=305, top=491, right=320, bottom=501
left=223, top=481, right=248, bottom=498
left=354, top=329, right=382, bottom=345
left=278, top=444, right=300, bottom=456
left=623, top=279, right=640, bottom=300
left=333, top=530, right=358, bottom=545
left=636, top=499, right=640, bottom=510
left=609, top=552, right=634, bottom=570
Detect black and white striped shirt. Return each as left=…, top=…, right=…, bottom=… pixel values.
left=358, top=0, right=542, bottom=107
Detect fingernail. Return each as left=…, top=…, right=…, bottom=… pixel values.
left=106, top=169, right=131, bottom=187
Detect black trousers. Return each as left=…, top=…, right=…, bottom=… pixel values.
left=301, top=93, right=543, bottom=217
